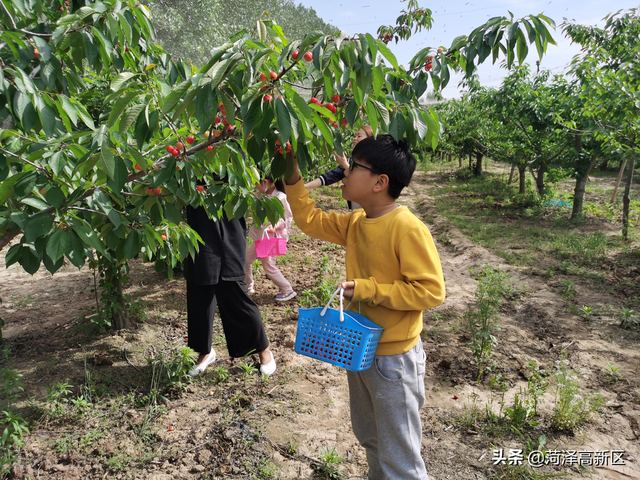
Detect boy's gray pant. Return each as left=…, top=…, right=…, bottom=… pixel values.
left=347, top=341, right=428, bottom=480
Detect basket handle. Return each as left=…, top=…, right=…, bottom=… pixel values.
left=260, top=229, right=270, bottom=240
left=320, top=287, right=345, bottom=323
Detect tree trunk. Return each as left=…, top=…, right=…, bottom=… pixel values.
left=111, top=276, right=132, bottom=330
left=447, top=153, right=452, bottom=163
left=469, top=153, right=473, bottom=169
left=622, top=156, right=635, bottom=240
left=518, top=164, right=526, bottom=194
left=508, top=163, right=516, bottom=184
left=611, top=159, right=628, bottom=203
left=474, top=151, right=483, bottom=176
left=571, top=156, right=597, bottom=220
left=458, top=156, right=462, bottom=168
left=535, top=162, right=547, bottom=198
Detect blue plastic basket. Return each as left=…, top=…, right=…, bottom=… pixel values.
left=295, top=288, right=384, bottom=372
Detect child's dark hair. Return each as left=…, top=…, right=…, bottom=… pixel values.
left=266, top=174, right=285, bottom=192
left=351, top=135, right=416, bottom=199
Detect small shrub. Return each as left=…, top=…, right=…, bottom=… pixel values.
left=464, top=264, right=513, bottom=381
left=551, top=351, right=604, bottom=432
left=316, top=446, right=344, bottom=480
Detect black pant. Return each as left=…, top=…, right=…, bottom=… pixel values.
left=187, top=280, right=269, bottom=358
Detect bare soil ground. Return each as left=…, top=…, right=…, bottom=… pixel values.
left=1, top=169, right=639, bottom=479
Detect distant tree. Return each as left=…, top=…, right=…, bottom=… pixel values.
left=145, top=0, right=338, bottom=65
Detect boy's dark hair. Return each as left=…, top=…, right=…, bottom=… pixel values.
left=351, top=135, right=416, bottom=199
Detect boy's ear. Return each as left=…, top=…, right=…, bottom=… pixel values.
left=372, top=174, right=390, bottom=194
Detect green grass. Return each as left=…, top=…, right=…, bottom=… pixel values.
left=429, top=170, right=640, bottom=300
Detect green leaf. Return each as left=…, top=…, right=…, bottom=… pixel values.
left=97, top=148, right=116, bottom=179
left=123, top=230, right=141, bottom=260
left=49, top=151, right=66, bottom=176
left=46, top=229, right=70, bottom=263
left=221, top=92, right=236, bottom=127
left=68, top=98, right=95, bottom=130
left=372, top=66, right=384, bottom=97
left=196, top=86, right=216, bottom=131
left=19, top=248, right=41, bottom=275
left=275, top=99, right=292, bottom=145
left=450, top=35, right=468, bottom=52
left=66, top=230, right=86, bottom=269
left=162, top=79, right=192, bottom=115
left=0, top=173, right=27, bottom=204
left=45, top=187, right=65, bottom=209
left=292, top=92, right=313, bottom=122
left=375, top=40, right=398, bottom=70
left=23, top=212, right=55, bottom=242
left=107, top=91, right=138, bottom=127
left=110, top=72, right=136, bottom=91
left=74, top=225, right=109, bottom=258
left=21, top=198, right=49, bottom=210
left=311, top=112, right=334, bottom=148
left=60, top=95, right=79, bottom=126
left=389, top=112, right=406, bottom=142
left=118, top=104, right=145, bottom=135
left=13, top=171, right=37, bottom=199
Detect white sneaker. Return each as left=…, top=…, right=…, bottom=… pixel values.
left=188, top=350, right=217, bottom=377
left=259, top=351, right=276, bottom=377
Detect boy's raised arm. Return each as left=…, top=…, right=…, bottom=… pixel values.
left=283, top=151, right=350, bottom=246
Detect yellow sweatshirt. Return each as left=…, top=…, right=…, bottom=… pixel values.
left=285, top=179, right=446, bottom=355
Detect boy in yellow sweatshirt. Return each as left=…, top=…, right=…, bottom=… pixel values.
left=285, top=135, right=445, bottom=479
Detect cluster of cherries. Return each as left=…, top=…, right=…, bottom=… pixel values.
left=310, top=95, right=348, bottom=128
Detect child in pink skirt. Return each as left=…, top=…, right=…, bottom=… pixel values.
left=245, top=175, right=297, bottom=302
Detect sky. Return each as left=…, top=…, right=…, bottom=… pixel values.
left=296, top=0, right=639, bottom=98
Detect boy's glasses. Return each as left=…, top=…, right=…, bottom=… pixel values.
left=349, top=159, right=381, bottom=175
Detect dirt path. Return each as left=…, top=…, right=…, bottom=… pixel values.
left=1, top=170, right=639, bottom=479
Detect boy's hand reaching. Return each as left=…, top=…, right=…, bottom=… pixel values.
left=340, top=281, right=355, bottom=301
left=285, top=149, right=301, bottom=185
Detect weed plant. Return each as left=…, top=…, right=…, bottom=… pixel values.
left=316, top=446, right=344, bottom=479
left=551, top=351, right=604, bottom=432
left=0, top=370, right=30, bottom=474
left=299, top=257, right=340, bottom=308
left=464, top=264, right=513, bottom=381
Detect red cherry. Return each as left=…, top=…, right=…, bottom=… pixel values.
left=135, top=164, right=142, bottom=171
left=453, top=395, right=459, bottom=400
left=59, top=6, right=64, bottom=11
left=171, top=148, right=180, bottom=157
left=186, top=136, right=194, bottom=144
left=292, top=50, right=299, bottom=60
left=160, top=234, right=167, bottom=241
left=206, top=145, right=213, bottom=151
left=125, top=46, right=130, bottom=53
left=214, top=117, right=221, bottom=124
left=263, top=94, right=272, bottom=103
left=438, top=47, right=444, bottom=53
left=333, top=122, right=338, bottom=128
left=176, top=166, right=180, bottom=170
left=147, top=188, right=154, bottom=194
left=197, top=185, right=204, bottom=192
left=155, top=188, right=162, bottom=195
left=166, top=145, right=174, bottom=153
left=341, top=118, right=348, bottom=126
left=175, top=142, right=184, bottom=151
left=270, top=71, right=278, bottom=80
left=259, top=72, right=267, bottom=82
left=425, top=64, right=432, bottom=71
left=303, top=51, right=313, bottom=61
left=310, top=97, right=319, bottom=104
left=332, top=94, right=340, bottom=103
left=34, top=48, right=39, bottom=59
left=168, top=425, right=174, bottom=431
left=286, top=142, right=292, bottom=153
